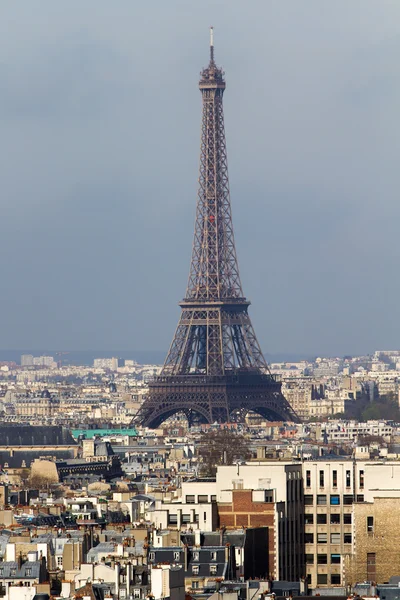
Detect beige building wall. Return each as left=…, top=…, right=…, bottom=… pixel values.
left=63, top=541, right=83, bottom=571
left=30, top=459, right=59, bottom=484
left=345, top=497, right=400, bottom=585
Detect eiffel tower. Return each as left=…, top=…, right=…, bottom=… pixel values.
left=135, top=29, right=298, bottom=428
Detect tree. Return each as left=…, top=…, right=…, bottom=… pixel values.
left=197, top=429, right=251, bottom=476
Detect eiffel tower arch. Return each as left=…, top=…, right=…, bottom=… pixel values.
left=135, top=29, right=299, bottom=428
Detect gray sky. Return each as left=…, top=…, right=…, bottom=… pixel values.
left=1, top=1, right=400, bottom=358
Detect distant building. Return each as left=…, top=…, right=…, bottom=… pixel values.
left=21, top=355, right=56, bottom=368
left=32, top=355, right=55, bottom=368
left=93, top=357, right=119, bottom=370
left=20, top=354, right=34, bottom=367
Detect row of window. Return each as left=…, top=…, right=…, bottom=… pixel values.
left=304, top=494, right=364, bottom=505
left=0, top=569, right=33, bottom=577
left=308, top=573, right=341, bottom=585
left=186, top=495, right=216, bottom=504
left=305, top=513, right=352, bottom=525
left=305, top=533, right=352, bottom=544
left=168, top=512, right=207, bottom=525
left=305, top=469, right=364, bottom=489
left=192, top=565, right=218, bottom=575
left=306, top=553, right=341, bottom=565
left=149, top=551, right=218, bottom=562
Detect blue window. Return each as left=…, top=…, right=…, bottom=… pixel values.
left=330, top=495, right=340, bottom=505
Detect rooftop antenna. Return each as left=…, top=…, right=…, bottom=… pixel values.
left=210, top=26, right=214, bottom=63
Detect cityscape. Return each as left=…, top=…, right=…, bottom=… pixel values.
left=1, top=4, right=400, bottom=600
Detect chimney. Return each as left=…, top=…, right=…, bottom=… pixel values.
left=115, top=562, right=120, bottom=598
left=126, top=562, right=131, bottom=595
left=194, top=530, right=201, bottom=546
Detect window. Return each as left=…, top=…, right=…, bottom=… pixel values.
left=198, top=495, right=208, bottom=503
left=319, top=470, right=325, bottom=487
left=210, top=565, right=217, bottom=575
left=192, top=581, right=199, bottom=589
left=192, top=565, right=199, bottom=575
left=332, top=470, right=337, bottom=488
left=25, top=569, right=31, bottom=577
left=174, top=551, right=181, bottom=561
left=168, top=514, right=178, bottom=525
left=211, top=551, right=217, bottom=561
left=330, top=533, right=341, bottom=544
left=317, top=554, right=327, bottom=565
left=317, top=514, right=327, bottom=525
left=211, top=495, right=216, bottom=502
left=343, top=495, right=353, bottom=505
left=317, top=533, right=327, bottom=543
left=304, top=495, right=313, bottom=506
left=194, top=514, right=199, bottom=524
left=192, top=551, right=199, bottom=561
left=232, top=479, right=243, bottom=489
left=359, top=470, right=364, bottom=489
left=306, top=574, right=312, bottom=586
left=149, top=552, right=155, bottom=561
left=186, top=495, right=195, bottom=504
left=330, top=514, right=340, bottom=524
left=331, top=574, right=341, bottom=585
left=204, top=512, right=207, bottom=521
left=305, top=554, right=314, bottom=565
left=330, top=495, right=340, bottom=505
left=344, top=533, right=352, bottom=544
left=305, top=533, right=314, bottom=544
left=182, top=514, right=191, bottom=524
left=344, top=513, right=352, bottom=524
left=306, top=470, right=311, bottom=487
left=10, top=569, right=16, bottom=576
left=331, top=554, right=341, bottom=564
left=57, top=556, right=63, bottom=566
left=317, top=574, right=328, bottom=585
left=305, top=514, right=314, bottom=525
left=133, top=590, right=141, bottom=599
left=265, top=491, right=273, bottom=503
left=317, top=495, right=327, bottom=505
left=357, top=494, right=364, bottom=502
left=367, top=553, right=376, bottom=581
left=367, top=516, right=374, bottom=533
left=346, top=470, right=351, bottom=487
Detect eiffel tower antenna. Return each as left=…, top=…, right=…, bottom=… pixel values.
left=135, top=30, right=298, bottom=427
left=210, top=26, right=214, bottom=63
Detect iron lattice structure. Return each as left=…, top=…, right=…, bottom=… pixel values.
left=136, top=30, right=299, bottom=427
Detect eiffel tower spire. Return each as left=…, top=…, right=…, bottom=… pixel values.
left=186, top=27, right=242, bottom=302
left=135, top=30, right=298, bottom=427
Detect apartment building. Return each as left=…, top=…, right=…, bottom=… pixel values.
left=216, top=462, right=304, bottom=582
left=345, top=497, right=400, bottom=585
left=302, top=459, right=400, bottom=588
left=281, top=379, right=313, bottom=420
left=321, top=421, right=393, bottom=443
left=302, top=460, right=364, bottom=588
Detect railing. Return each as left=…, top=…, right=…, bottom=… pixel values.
left=147, top=372, right=279, bottom=385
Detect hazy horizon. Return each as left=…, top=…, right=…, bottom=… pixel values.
left=1, top=2, right=400, bottom=356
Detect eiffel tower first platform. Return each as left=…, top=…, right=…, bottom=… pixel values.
left=135, top=29, right=299, bottom=428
